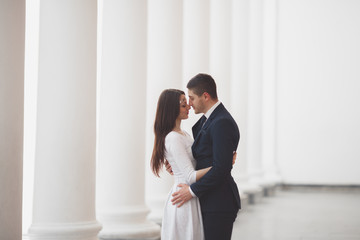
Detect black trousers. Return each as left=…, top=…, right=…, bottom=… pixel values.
left=202, top=211, right=238, bottom=240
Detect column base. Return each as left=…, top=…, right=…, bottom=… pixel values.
left=251, top=178, right=278, bottom=197
left=27, top=221, right=102, bottom=240
left=239, top=192, right=249, bottom=211
left=98, top=205, right=160, bottom=240
left=246, top=189, right=263, bottom=204
left=264, top=172, right=283, bottom=186
left=147, top=212, right=162, bottom=226
left=98, top=223, right=160, bottom=240
left=262, top=183, right=277, bottom=197
left=146, top=195, right=168, bottom=225
left=238, top=183, right=263, bottom=204
left=248, top=171, right=278, bottom=197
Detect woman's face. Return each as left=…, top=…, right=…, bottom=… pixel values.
left=178, top=94, right=190, bottom=120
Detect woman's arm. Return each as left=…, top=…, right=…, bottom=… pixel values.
left=166, top=134, right=199, bottom=185
left=195, top=151, right=236, bottom=181
left=195, top=167, right=212, bottom=181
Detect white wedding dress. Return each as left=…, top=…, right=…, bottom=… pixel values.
left=161, top=131, right=204, bottom=240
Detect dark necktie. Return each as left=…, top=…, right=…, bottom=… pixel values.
left=200, top=115, right=207, bottom=128
left=195, top=115, right=207, bottom=139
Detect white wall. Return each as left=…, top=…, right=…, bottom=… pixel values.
left=277, top=0, right=360, bottom=184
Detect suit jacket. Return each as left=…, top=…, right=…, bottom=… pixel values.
left=190, top=103, right=241, bottom=213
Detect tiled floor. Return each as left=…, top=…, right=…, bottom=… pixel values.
left=232, top=187, right=360, bottom=240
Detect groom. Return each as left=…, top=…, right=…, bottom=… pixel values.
left=171, top=73, right=241, bottom=240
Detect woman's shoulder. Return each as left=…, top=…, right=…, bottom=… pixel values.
left=165, top=131, right=183, bottom=142
left=165, top=132, right=186, bottom=152
left=166, top=130, right=192, bottom=143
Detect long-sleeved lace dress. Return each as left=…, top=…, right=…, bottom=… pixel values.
left=161, top=131, right=204, bottom=240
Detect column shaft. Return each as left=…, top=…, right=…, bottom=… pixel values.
left=98, top=0, right=160, bottom=238
left=183, top=0, right=210, bottom=80
left=209, top=0, right=232, bottom=107
left=182, top=0, right=210, bottom=130
left=231, top=0, right=263, bottom=205
left=28, top=0, right=101, bottom=239
left=247, top=0, right=277, bottom=196
left=247, top=0, right=264, bottom=182
left=0, top=1, right=25, bottom=239
left=231, top=0, right=250, bottom=185
left=145, top=0, right=183, bottom=223
left=262, top=0, right=282, bottom=184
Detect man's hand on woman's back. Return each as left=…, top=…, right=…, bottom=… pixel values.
left=165, top=160, right=173, bottom=175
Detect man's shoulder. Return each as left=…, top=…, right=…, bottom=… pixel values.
left=212, top=115, right=235, bottom=127
left=210, top=109, right=238, bottom=131
left=213, top=103, right=232, bottom=117
left=212, top=107, right=235, bottom=123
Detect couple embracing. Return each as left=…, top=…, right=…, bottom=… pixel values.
left=151, top=73, right=241, bottom=240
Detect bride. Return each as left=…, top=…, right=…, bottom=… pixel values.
left=150, top=89, right=236, bottom=240
left=151, top=89, right=208, bottom=239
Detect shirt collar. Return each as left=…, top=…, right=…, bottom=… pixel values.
left=204, top=100, right=221, bottom=119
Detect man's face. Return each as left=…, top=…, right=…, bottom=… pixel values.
left=188, top=89, right=206, bottom=114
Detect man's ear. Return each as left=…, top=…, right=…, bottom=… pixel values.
left=203, top=92, right=210, bottom=101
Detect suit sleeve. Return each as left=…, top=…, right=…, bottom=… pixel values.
left=190, top=118, right=238, bottom=198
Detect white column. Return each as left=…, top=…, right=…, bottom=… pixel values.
left=23, top=0, right=40, bottom=236
left=262, top=0, right=282, bottom=187
left=97, top=0, right=160, bottom=239
left=247, top=0, right=277, bottom=197
left=247, top=0, right=266, bottom=187
left=0, top=1, right=25, bottom=239
left=183, top=0, right=210, bottom=80
left=145, top=0, right=183, bottom=223
left=182, top=0, right=210, bottom=131
left=209, top=0, right=232, bottom=107
left=28, top=1, right=101, bottom=239
left=231, top=0, right=262, bottom=205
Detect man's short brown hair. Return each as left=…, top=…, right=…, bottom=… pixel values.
left=186, top=73, right=218, bottom=100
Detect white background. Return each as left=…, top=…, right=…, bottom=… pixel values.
left=276, top=0, right=360, bottom=184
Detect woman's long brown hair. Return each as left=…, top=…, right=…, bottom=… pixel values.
left=151, top=89, right=185, bottom=177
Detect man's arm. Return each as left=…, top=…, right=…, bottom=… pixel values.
left=165, top=159, right=212, bottom=182
left=164, top=160, right=173, bottom=175
left=171, top=133, right=238, bottom=208
left=171, top=119, right=240, bottom=207
left=170, top=166, right=212, bottom=207
left=189, top=118, right=238, bottom=197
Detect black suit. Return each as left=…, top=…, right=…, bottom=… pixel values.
left=190, top=103, right=240, bottom=240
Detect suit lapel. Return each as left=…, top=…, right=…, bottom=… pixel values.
left=192, top=103, right=225, bottom=145
left=202, top=103, right=225, bottom=130
left=192, top=115, right=204, bottom=139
